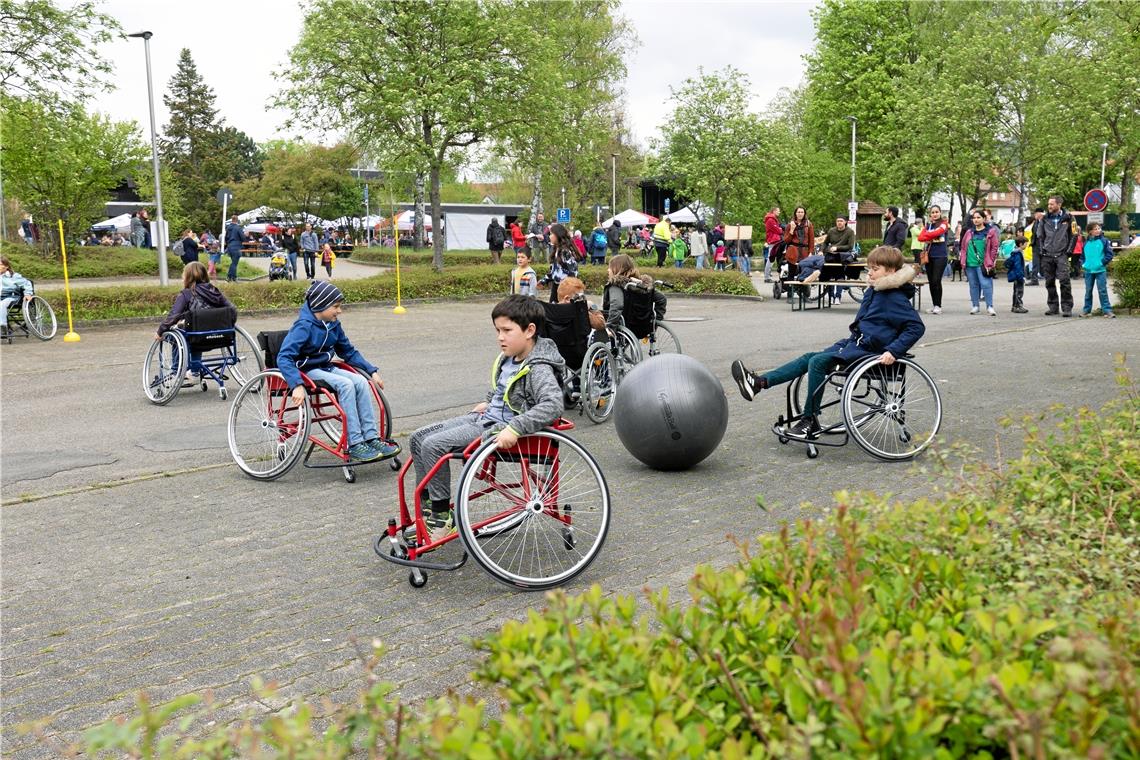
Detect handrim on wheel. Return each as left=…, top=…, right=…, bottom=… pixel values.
left=227, top=325, right=265, bottom=387
left=24, top=296, right=58, bottom=340
left=841, top=356, right=941, bottom=460
left=647, top=322, right=682, bottom=356
left=455, top=430, right=610, bottom=590
left=142, top=331, right=187, bottom=405
left=580, top=342, right=616, bottom=424
left=227, top=369, right=311, bottom=479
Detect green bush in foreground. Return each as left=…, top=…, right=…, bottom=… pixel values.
left=70, top=365, right=1140, bottom=758
left=41, top=266, right=756, bottom=322
left=1110, top=246, right=1140, bottom=308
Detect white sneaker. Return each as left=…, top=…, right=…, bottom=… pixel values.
left=969, top=307, right=979, bottom=315
left=987, top=307, right=996, bottom=316
left=926, top=306, right=941, bottom=315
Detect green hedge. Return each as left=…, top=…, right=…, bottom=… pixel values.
left=1110, top=246, right=1140, bottom=308
left=0, top=244, right=260, bottom=280
left=41, top=266, right=756, bottom=322
left=76, top=374, right=1140, bottom=758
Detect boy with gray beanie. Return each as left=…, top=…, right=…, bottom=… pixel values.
left=277, top=281, right=399, bottom=462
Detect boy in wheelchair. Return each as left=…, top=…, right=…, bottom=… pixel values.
left=0, top=256, right=33, bottom=339
left=408, top=295, right=565, bottom=541
left=731, top=245, right=925, bottom=439
left=278, top=281, right=399, bottom=462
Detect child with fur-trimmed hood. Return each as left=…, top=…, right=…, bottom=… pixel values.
left=729, top=246, right=925, bottom=439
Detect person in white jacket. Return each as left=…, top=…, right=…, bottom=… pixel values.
left=688, top=222, right=710, bottom=269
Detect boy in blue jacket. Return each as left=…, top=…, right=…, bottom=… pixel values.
left=278, top=281, right=400, bottom=461
left=1006, top=236, right=1028, bottom=313
left=730, top=245, right=926, bottom=439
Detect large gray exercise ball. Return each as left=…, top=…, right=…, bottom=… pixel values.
left=613, top=353, right=729, bottom=471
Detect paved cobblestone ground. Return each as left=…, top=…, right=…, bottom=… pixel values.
left=2, top=276, right=1135, bottom=755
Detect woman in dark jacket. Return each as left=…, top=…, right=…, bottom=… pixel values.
left=782, top=206, right=814, bottom=265
left=156, top=261, right=236, bottom=339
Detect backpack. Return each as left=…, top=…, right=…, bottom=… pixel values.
left=592, top=230, right=608, bottom=250
left=172, top=238, right=185, bottom=259
left=490, top=224, right=505, bottom=247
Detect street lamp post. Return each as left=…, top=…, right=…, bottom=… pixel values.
left=128, top=30, right=169, bottom=285
left=845, top=116, right=857, bottom=211
left=1100, top=142, right=1109, bottom=188
left=611, top=153, right=617, bottom=218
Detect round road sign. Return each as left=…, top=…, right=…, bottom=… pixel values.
left=1084, top=188, right=1108, bottom=212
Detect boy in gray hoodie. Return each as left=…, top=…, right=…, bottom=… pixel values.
left=409, top=295, right=566, bottom=540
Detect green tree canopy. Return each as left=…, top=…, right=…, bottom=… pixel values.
left=235, top=141, right=363, bottom=226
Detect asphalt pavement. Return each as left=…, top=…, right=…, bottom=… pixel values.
left=1, top=274, right=1135, bottom=756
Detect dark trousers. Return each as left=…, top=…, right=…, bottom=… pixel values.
left=1039, top=254, right=1073, bottom=313
left=760, top=351, right=844, bottom=417
left=654, top=242, right=668, bottom=267
left=925, top=257, right=946, bottom=308
left=226, top=251, right=241, bottom=281
left=302, top=251, right=317, bottom=278
left=1012, top=278, right=1024, bottom=308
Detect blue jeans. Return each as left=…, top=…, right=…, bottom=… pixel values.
left=761, top=351, right=844, bottom=416
left=305, top=366, right=379, bottom=447
left=673, top=259, right=683, bottom=268
left=226, top=251, right=241, bottom=280
left=763, top=245, right=773, bottom=279
left=287, top=251, right=298, bottom=279
left=739, top=255, right=751, bottom=275
left=695, top=255, right=706, bottom=269
left=797, top=254, right=824, bottom=280
left=1083, top=271, right=1112, bottom=314
left=965, top=265, right=993, bottom=308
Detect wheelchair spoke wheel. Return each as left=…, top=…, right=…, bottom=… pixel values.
left=142, top=332, right=187, bottom=405
left=24, top=297, right=57, bottom=340
left=647, top=322, right=682, bottom=356
left=227, top=325, right=265, bottom=387
left=456, top=430, right=609, bottom=590
left=612, top=327, right=642, bottom=381
left=842, top=357, right=941, bottom=461
left=227, top=370, right=310, bottom=479
left=580, top=342, right=616, bottom=424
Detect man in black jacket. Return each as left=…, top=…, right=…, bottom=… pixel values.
left=882, top=206, right=907, bottom=251
left=606, top=219, right=622, bottom=258
left=1036, top=195, right=1076, bottom=317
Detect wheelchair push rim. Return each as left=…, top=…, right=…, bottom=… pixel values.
left=226, top=325, right=266, bottom=387
left=142, top=331, right=188, bottom=405
left=227, top=369, right=311, bottom=479
left=455, top=430, right=610, bottom=590
left=612, top=326, right=642, bottom=379
left=841, top=357, right=942, bottom=461
left=24, top=296, right=58, bottom=340
left=580, top=342, right=616, bottom=424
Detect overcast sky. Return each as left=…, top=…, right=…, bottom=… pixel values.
left=91, top=0, right=818, bottom=157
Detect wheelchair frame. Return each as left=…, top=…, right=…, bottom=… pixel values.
left=2, top=283, right=57, bottom=343
left=773, top=354, right=942, bottom=461
left=539, top=299, right=619, bottom=424
left=608, top=281, right=683, bottom=375
left=227, top=361, right=400, bottom=484
left=374, top=421, right=610, bottom=590
left=142, top=310, right=263, bottom=405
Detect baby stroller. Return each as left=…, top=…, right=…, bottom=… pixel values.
left=268, top=250, right=292, bottom=281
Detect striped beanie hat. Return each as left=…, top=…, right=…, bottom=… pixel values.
left=305, top=280, right=344, bottom=312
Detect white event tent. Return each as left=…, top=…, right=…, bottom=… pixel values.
left=601, top=209, right=659, bottom=228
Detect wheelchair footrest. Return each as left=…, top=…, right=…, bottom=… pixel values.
left=373, top=534, right=468, bottom=572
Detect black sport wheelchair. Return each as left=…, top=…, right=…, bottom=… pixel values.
left=773, top=353, right=942, bottom=460
left=2, top=282, right=57, bottom=343
left=143, top=306, right=263, bottom=404
left=607, top=279, right=682, bottom=375
left=539, top=297, right=618, bottom=424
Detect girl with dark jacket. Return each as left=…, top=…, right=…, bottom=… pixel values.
left=539, top=223, right=579, bottom=303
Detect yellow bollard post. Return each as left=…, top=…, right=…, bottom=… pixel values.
left=392, top=210, right=406, bottom=315
left=58, top=219, right=81, bottom=342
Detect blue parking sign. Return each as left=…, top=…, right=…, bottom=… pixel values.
left=556, top=207, right=571, bottom=224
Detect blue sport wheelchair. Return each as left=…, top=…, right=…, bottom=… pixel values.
left=142, top=306, right=263, bottom=405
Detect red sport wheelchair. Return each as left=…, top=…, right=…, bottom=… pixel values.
left=226, top=330, right=401, bottom=483
left=374, top=420, right=610, bottom=590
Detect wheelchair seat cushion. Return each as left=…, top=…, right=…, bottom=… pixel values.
left=539, top=300, right=590, bottom=372
left=258, top=330, right=290, bottom=369
left=184, top=306, right=238, bottom=350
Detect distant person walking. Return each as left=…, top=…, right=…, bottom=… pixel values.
left=528, top=212, right=549, bottom=264
left=486, top=217, right=506, bottom=265
left=606, top=219, right=622, bottom=260
left=763, top=206, right=783, bottom=282
left=1036, top=195, right=1076, bottom=317
left=224, top=215, right=244, bottom=283
left=917, top=205, right=950, bottom=314
left=689, top=221, right=709, bottom=269
left=651, top=215, right=672, bottom=267
left=20, top=214, right=35, bottom=245
left=130, top=212, right=146, bottom=248
left=300, top=223, right=319, bottom=280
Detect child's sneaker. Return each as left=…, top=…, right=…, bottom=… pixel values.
left=801, top=270, right=821, bottom=284
left=425, top=509, right=455, bottom=543
left=348, top=442, right=381, bottom=462
left=366, top=438, right=401, bottom=458
left=730, top=360, right=761, bottom=401
left=1078, top=311, right=1091, bottom=318
left=926, top=306, right=941, bottom=315
left=969, top=306, right=979, bottom=315
left=786, top=415, right=821, bottom=440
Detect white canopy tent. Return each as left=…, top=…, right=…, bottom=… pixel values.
left=601, top=209, right=659, bottom=228
left=665, top=206, right=698, bottom=224
left=238, top=206, right=328, bottom=227
left=91, top=213, right=133, bottom=231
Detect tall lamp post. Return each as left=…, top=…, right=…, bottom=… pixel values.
left=845, top=116, right=857, bottom=216
left=610, top=153, right=618, bottom=218
left=128, top=30, right=169, bottom=285
left=1100, top=142, right=1109, bottom=188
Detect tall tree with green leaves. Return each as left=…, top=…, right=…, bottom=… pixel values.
left=235, top=141, right=363, bottom=225
left=2, top=98, right=147, bottom=247
left=0, top=0, right=121, bottom=105
left=160, top=49, right=263, bottom=233
left=282, top=0, right=592, bottom=269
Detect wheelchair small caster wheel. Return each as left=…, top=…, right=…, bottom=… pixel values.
left=390, top=457, right=402, bottom=471
left=807, top=444, right=819, bottom=459
left=201, top=381, right=208, bottom=393
left=562, top=529, right=575, bottom=551
left=409, top=569, right=427, bottom=588
left=219, top=387, right=227, bottom=400
left=343, top=466, right=356, bottom=483
left=778, top=436, right=788, bottom=445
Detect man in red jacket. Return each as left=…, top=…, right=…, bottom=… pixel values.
left=763, top=206, right=783, bottom=283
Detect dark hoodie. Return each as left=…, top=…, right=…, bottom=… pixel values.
left=824, top=264, right=925, bottom=362
left=159, top=282, right=235, bottom=334
left=276, top=302, right=378, bottom=390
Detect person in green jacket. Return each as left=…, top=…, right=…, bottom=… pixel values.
left=669, top=225, right=688, bottom=268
